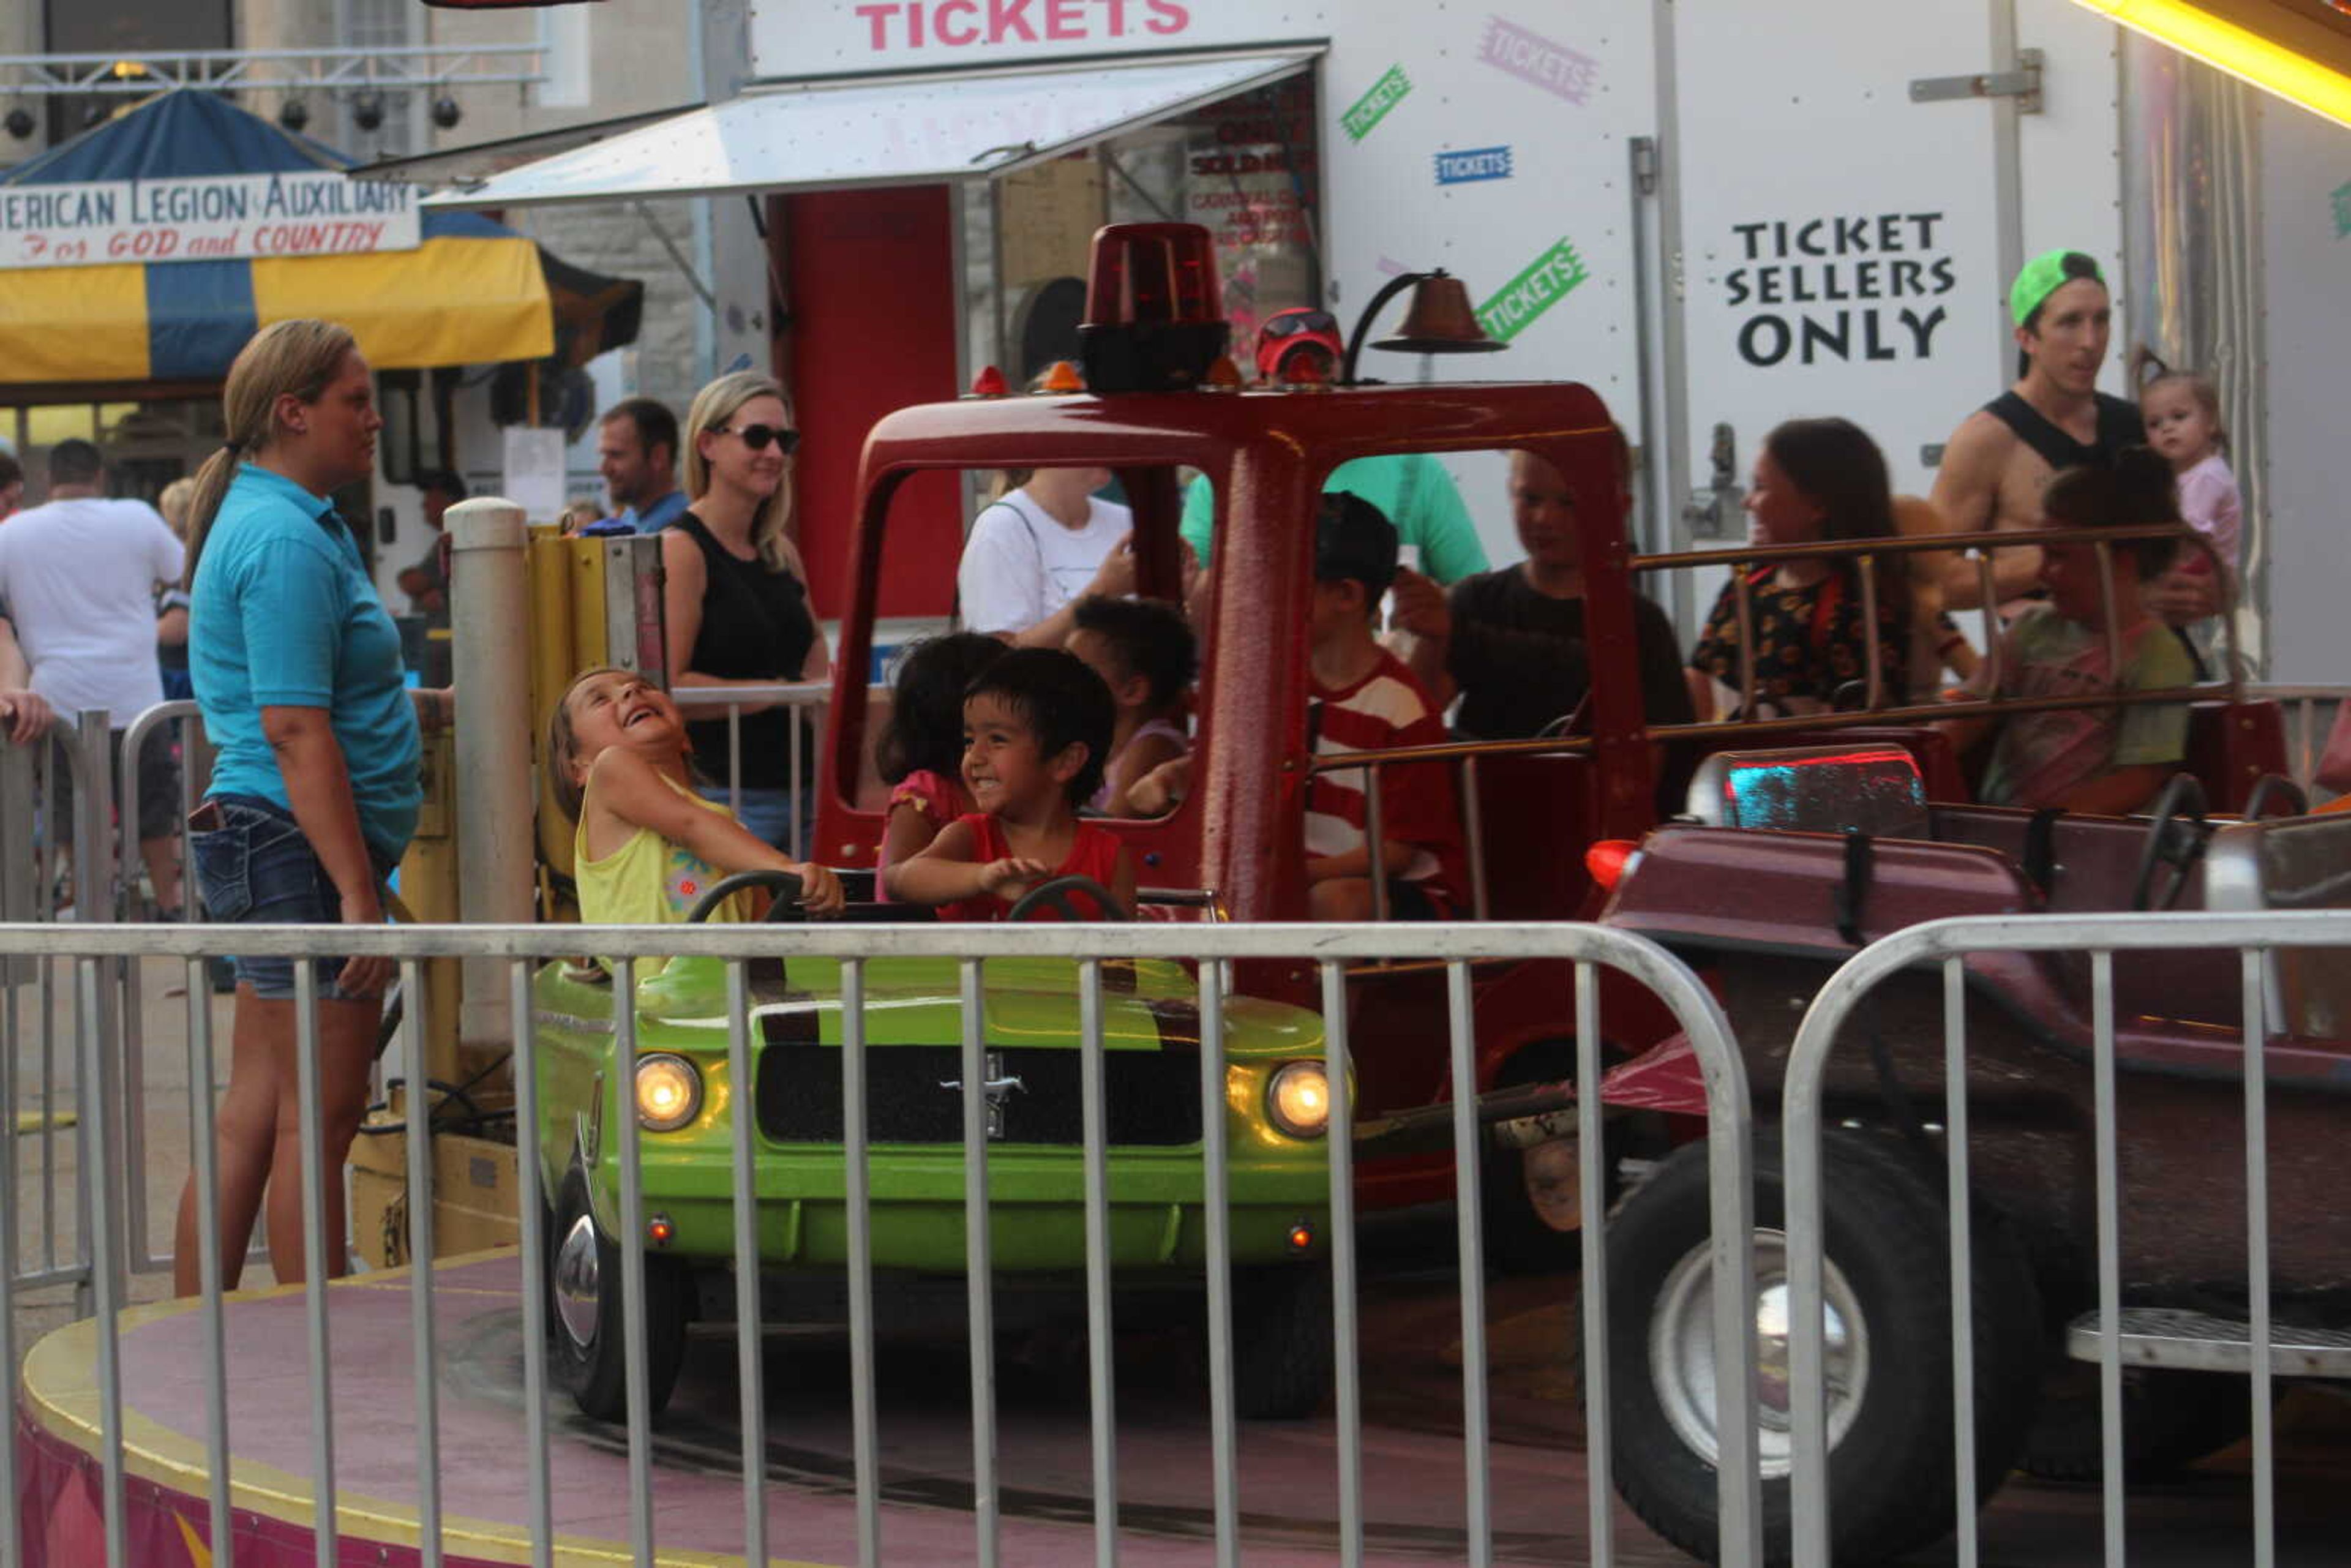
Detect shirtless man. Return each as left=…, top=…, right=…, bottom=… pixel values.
left=1922, top=249, right=2144, bottom=612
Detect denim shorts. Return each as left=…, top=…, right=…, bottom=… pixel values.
left=189, top=794, right=396, bottom=1002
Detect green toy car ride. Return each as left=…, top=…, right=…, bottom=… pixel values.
left=530, top=882, right=1337, bottom=1424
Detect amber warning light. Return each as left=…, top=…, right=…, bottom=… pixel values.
left=1078, top=222, right=1231, bottom=394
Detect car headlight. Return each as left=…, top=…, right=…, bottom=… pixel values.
left=634, top=1054, right=702, bottom=1132
left=1266, top=1060, right=1330, bottom=1139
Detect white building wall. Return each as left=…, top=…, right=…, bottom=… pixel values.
left=2255, top=101, right=2351, bottom=685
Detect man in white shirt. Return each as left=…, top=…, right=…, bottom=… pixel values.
left=0, top=440, right=188, bottom=912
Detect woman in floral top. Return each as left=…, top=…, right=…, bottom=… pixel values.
left=1687, top=418, right=1912, bottom=719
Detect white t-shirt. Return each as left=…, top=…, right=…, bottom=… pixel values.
left=0, top=496, right=184, bottom=723
left=956, top=489, right=1130, bottom=636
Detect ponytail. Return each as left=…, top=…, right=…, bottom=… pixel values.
left=182, top=319, right=359, bottom=589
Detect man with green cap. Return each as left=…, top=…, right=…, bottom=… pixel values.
left=1920, top=248, right=2145, bottom=613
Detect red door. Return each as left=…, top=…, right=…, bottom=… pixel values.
left=781, top=185, right=963, bottom=624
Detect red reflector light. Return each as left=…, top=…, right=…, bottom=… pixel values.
left=969, top=364, right=1009, bottom=396
left=1585, top=839, right=1640, bottom=890
left=1286, top=1221, right=1316, bottom=1253
left=647, top=1215, right=676, bottom=1247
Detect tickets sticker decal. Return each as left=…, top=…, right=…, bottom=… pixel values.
left=1435, top=146, right=1513, bottom=186
left=1475, top=237, right=1589, bottom=342
left=1341, top=65, right=1412, bottom=143
left=1479, top=16, right=1599, bottom=105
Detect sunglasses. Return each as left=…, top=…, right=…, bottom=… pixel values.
left=1262, top=309, right=1340, bottom=339
left=719, top=422, right=800, bottom=454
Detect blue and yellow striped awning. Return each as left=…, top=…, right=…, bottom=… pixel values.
left=0, top=92, right=621, bottom=387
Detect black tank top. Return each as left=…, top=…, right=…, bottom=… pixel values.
left=671, top=511, right=817, bottom=790
left=1981, top=391, right=2145, bottom=473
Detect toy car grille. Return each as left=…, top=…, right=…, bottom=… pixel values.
left=754, top=1045, right=1205, bottom=1147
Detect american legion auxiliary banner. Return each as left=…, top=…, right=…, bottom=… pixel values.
left=0, top=169, right=421, bottom=269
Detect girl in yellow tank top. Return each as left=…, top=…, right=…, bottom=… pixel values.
left=550, top=668, right=843, bottom=933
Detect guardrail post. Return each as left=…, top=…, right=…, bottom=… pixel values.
left=448, top=498, right=536, bottom=1061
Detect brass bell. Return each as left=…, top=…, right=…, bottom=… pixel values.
left=1371, top=271, right=1507, bottom=355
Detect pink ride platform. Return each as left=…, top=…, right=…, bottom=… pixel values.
left=12, top=1249, right=1616, bottom=1566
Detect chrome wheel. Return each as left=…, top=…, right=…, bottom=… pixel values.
left=553, top=1208, right=604, bottom=1351
left=1649, top=1226, right=1869, bottom=1477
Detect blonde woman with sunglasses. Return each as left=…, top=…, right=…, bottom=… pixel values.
left=662, top=371, right=830, bottom=850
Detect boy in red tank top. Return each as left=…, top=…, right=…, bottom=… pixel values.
left=883, top=647, right=1134, bottom=921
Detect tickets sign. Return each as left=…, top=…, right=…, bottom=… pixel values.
left=0, top=171, right=421, bottom=271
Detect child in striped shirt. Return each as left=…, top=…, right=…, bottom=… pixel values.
left=1305, top=492, right=1464, bottom=920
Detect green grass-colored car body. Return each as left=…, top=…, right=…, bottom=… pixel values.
left=529, top=947, right=1337, bottom=1419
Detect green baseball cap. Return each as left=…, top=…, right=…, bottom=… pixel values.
left=2010, top=248, right=2107, bottom=327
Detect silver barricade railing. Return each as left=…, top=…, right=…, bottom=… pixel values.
left=3, top=718, right=113, bottom=1313
left=1782, top=910, right=2347, bottom=1568
left=114, top=697, right=215, bottom=1277
left=671, top=681, right=831, bottom=859
left=2, top=917, right=1759, bottom=1568
left=2246, top=683, right=2350, bottom=796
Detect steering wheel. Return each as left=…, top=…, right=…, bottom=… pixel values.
left=1005, top=874, right=1128, bottom=923
left=685, top=869, right=806, bottom=925
left=2128, top=774, right=2210, bottom=913
left=2241, top=775, right=2308, bottom=821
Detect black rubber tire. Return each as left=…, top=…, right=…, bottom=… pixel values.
left=1606, top=1130, right=2043, bottom=1567
left=1232, top=1264, right=1335, bottom=1420
left=549, top=1168, right=691, bottom=1422
left=2018, top=1364, right=2252, bottom=1483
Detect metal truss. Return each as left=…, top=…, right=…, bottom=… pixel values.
left=0, top=45, right=546, bottom=97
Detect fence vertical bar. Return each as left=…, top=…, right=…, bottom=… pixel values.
left=78, top=956, right=129, bottom=1567
left=399, top=959, right=443, bottom=1567
left=507, top=962, right=555, bottom=1568
left=2090, top=948, right=2124, bottom=1568
left=612, top=956, right=657, bottom=1566
left=1575, top=961, right=1613, bottom=1568
left=291, top=963, right=339, bottom=1567
left=184, top=958, right=233, bottom=1567
left=1941, top=957, right=1978, bottom=1568
left=2240, top=948, right=2275, bottom=1568
left=0, top=933, right=17, bottom=1565
left=1198, top=958, right=1239, bottom=1568
left=842, top=957, right=882, bottom=1568
left=1077, top=958, right=1120, bottom=1568
left=42, top=952, right=61, bottom=1280
left=727, top=705, right=744, bottom=815
left=1447, top=960, right=1493, bottom=1567
left=960, top=956, right=1000, bottom=1568
left=726, top=958, right=768, bottom=1566
left=1319, top=959, right=1363, bottom=1568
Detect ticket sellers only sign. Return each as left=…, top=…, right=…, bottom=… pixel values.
left=0, top=170, right=421, bottom=270
left=754, top=0, right=1330, bottom=77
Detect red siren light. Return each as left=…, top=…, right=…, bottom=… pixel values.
left=1078, top=223, right=1231, bottom=394
left=1038, top=360, right=1086, bottom=394
left=1585, top=839, right=1641, bottom=890
left=969, top=365, right=1010, bottom=397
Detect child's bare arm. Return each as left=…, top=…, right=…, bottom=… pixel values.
left=1101, top=733, right=1185, bottom=817
left=880, top=798, right=947, bottom=871
left=587, top=749, right=843, bottom=913
left=885, top=819, right=1052, bottom=905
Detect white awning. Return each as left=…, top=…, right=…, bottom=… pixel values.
left=422, top=50, right=1319, bottom=211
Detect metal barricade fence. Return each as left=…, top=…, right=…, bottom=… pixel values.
left=671, top=682, right=831, bottom=860
left=2246, top=684, right=2348, bottom=797
left=1780, top=910, right=2351, bottom=1568
left=3, top=918, right=1760, bottom=1568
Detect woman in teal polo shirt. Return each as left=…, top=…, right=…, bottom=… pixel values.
left=170, top=318, right=449, bottom=1296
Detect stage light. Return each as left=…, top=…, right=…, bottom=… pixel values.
left=4, top=108, right=33, bottom=140
left=432, top=95, right=463, bottom=130
left=352, top=93, right=386, bottom=132
left=279, top=98, right=310, bottom=133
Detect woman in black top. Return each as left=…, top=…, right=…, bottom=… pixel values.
left=662, top=371, right=829, bottom=850
left=1687, top=418, right=1911, bottom=719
